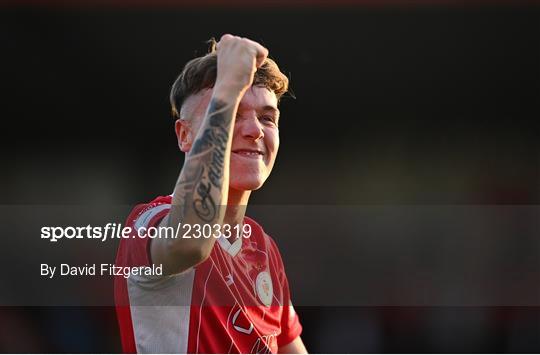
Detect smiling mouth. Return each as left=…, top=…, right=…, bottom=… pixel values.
left=232, top=149, right=264, bottom=159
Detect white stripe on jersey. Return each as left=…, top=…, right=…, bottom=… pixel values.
left=128, top=269, right=195, bottom=353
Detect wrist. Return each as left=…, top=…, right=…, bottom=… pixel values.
left=212, top=81, right=246, bottom=104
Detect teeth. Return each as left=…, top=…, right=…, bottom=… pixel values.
left=236, top=151, right=261, bottom=156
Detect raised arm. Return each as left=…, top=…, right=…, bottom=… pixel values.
left=151, top=35, right=268, bottom=275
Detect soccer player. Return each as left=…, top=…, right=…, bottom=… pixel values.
left=114, top=34, right=307, bottom=354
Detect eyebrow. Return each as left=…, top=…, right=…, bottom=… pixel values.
left=261, top=105, right=280, bottom=117
left=237, top=104, right=280, bottom=118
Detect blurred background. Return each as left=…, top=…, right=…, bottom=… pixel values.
left=1, top=0, right=539, bottom=352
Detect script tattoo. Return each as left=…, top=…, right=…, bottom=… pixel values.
left=174, top=99, right=232, bottom=222
left=193, top=175, right=215, bottom=221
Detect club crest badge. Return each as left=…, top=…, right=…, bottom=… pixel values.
left=256, top=271, right=273, bottom=307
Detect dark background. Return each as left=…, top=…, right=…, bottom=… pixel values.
left=2, top=1, right=539, bottom=353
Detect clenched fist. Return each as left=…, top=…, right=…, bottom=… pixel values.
left=213, top=34, right=269, bottom=100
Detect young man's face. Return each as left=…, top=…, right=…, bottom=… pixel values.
left=180, top=86, right=280, bottom=192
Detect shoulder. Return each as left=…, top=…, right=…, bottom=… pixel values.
left=244, top=215, right=284, bottom=263
left=126, top=195, right=173, bottom=230
left=116, top=195, right=172, bottom=267
left=244, top=216, right=276, bottom=244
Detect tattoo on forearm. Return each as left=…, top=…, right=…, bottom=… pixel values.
left=193, top=176, right=215, bottom=221
left=174, top=99, right=233, bottom=223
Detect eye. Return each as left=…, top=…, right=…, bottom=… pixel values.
left=260, top=115, right=276, bottom=125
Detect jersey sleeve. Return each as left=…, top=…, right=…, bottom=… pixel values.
left=267, top=237, right=303, bottom=347
left=118, top=198, right=171, bottom=268
left=114, top=196, right=173, bottom=353
left=277, top=274, right=303, bottom=347
left=114, top=197, right=172, bottom=309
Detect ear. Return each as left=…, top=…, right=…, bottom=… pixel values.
left=175, top=119, right=193, bottom=153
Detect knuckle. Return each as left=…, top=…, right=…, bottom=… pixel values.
left=242, top=38, right=255, bottom=47
left=220, top=34, right=232, bottom=41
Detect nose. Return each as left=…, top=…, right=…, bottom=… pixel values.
left=238, top=113, right=264, bottom=141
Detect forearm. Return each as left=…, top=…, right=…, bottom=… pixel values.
left=279, top=337, right=308, bottom=354
left=171, top=94, right=237, bottom=226
left=154, top=89, right=240, bottom=274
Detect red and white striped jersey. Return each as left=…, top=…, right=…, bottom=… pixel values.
left=115, top=195, right=302, bottom=353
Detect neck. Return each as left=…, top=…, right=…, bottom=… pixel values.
left=224, top=187, right=251, bottom=226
